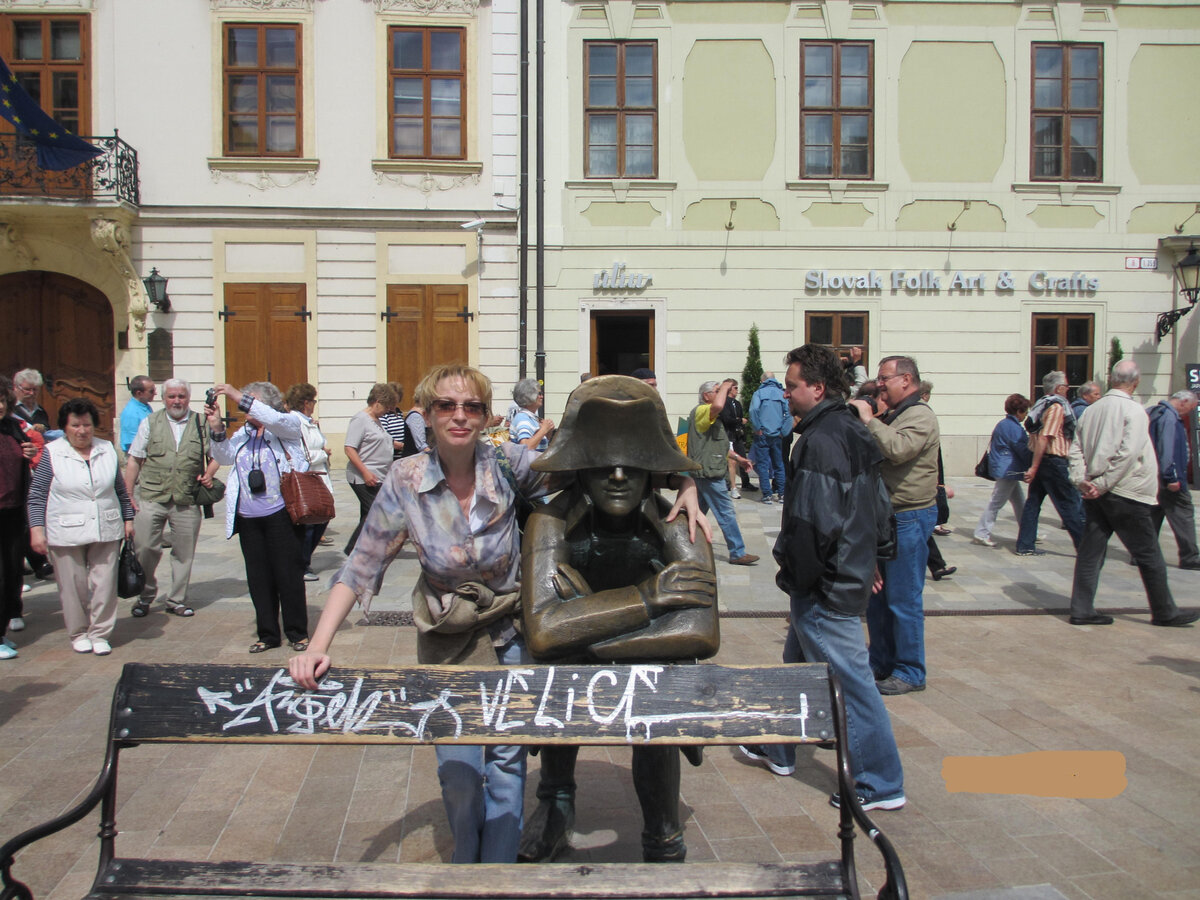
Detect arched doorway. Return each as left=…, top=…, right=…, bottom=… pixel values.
left=0, top=271, right=115, bottom=438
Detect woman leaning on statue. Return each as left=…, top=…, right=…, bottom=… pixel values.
left=290, top=363, right=709, bottom=865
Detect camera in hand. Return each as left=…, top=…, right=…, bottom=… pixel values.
left=205, top=388, right=218, bottom=407
left=247, top=468, right=267, bottom=494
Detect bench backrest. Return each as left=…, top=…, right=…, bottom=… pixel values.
left=112, top=662, right=837, bottom=747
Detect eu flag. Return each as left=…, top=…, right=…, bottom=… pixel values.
left=0, top=54, right=101, bottom=171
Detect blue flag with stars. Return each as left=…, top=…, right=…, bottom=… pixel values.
left=0, top=54, right=102, bottom=171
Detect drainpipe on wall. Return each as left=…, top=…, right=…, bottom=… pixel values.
left=534, top=0, right=546, bottom=388
left=517, top=0, right=530, bottom=379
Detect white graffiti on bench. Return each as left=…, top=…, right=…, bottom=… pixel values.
left=197, top=667, right=812, bottom=741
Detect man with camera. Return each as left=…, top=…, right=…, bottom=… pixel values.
left=123, top=379, right=220, bottom=619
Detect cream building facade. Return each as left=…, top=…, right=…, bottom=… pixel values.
left=0, top=0, right=523, bottom=448
left=537, top=0, right=1200, bottom=472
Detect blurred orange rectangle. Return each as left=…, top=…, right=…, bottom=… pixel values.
left=942, top=750, right=1126, bottom=799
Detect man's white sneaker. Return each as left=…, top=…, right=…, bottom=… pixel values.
left=0, top=644, right=16, bottom=660
left=20, top=583, right=30, bottom=593
left=739, top=744, right=795, bottom=776
left=971, top=536, right=997, bottom=548
left=730, top=488, right=741, bottom=499
left=91, top=639, right=112, bottom=656
left=72, top=637, right=93, bottom=653
left=8, top=617, right=24, bottom=631
left=829, top=792, right=906, bottom=812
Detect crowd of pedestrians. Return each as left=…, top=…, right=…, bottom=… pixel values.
left=736, top=345, right=1199, bottom=823
left=1, top=352, right=1196, bottom=867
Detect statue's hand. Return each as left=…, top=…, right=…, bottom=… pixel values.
left=647, top=561, right=717, bottom=614
left=552, top=563, right=592, bottom=600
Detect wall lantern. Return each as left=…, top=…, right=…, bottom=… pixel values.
left=1156, top=244, right=1200, bottom=343
left=142, top=267, right=171, bottom=313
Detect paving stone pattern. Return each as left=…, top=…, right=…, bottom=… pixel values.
left=1, top=478, right=1197, bottom=899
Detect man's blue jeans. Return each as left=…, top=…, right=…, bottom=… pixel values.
left=867, top=505, right=936, bottom=688
left=754, top=435, right=786, bottom=497
left=695, top=476, right=747, bottom=560
left=1015, top=456, right=1084, bottom=552
left=764, top=595, right=905, bottom=804
left=436, top=636, right=528, bottom=862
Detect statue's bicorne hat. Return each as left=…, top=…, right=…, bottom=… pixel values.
left=530, top=375, right=699, bottom=473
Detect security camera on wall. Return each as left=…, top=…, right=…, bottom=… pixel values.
left=461, top=218, right=486, bottom=230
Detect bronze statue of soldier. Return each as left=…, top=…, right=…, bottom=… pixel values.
left=519, top=375, right=720, bottom=863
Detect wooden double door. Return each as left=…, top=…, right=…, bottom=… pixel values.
left=383, top=285, right=470, bottom=400
left=222, top=283, right=309, bottom=427
left=222, top=283, right=309, bottom=391
left=0, top=271, right=115, bottom=437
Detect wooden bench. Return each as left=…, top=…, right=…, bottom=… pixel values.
left=0, top=662, right=907, bottom=900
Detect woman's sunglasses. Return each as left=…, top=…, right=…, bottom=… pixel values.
left=430, top=399, right=488, bottom=418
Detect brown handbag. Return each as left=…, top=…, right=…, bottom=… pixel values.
left=281, top=444, right=336, bottom=525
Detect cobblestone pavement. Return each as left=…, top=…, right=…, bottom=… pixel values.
left=1, top=478, right=1197, bottom=899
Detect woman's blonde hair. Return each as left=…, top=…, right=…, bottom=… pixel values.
left=414, top=364, right=492, bottom=413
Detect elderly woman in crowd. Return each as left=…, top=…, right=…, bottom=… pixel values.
left=343, top=383, right=400, bottom=555
left=27, top=398, right=135, bottom=656
left=0, top=376, right=36, bottom=659
left=285, top=382, right=331, bottom=583
left=973, top=393, right=1032, bottom=548
left=291, top=363, right=709, bottom=864
left=508, top=378, right=554, bottom=451
left=207, top=382, right=310, bottom=653
left=378, top=382, right=408, bottom=460
left=11, top=369, right=49, bottom=434
left=400, top=397, right=427, bottom=457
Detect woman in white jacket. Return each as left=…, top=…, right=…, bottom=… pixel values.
left=284, top=382, right=331, bottom=583
left=206, top=382, right=309, bottom=653
left=27, top=398, right=135, bottom=655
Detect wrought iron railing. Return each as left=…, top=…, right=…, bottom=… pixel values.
left=0, top=132, right=139, bottom=206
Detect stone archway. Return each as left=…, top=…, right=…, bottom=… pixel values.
left=0, top=271, right=116, bottom=438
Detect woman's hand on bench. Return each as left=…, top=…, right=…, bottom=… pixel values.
left=289, top=649, right=332, bottom=690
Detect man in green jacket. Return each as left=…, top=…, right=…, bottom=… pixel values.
left=686, top=380, right=758, bottom=566
left=123, top=379, right=220, bottom=618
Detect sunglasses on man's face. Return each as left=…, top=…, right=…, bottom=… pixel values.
left=430, top=399, right=488, bottom=418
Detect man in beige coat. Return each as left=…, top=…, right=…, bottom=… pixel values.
left=849, top=355, right=940, bottom=694
left=1067, top=360, right=1198, bottom=627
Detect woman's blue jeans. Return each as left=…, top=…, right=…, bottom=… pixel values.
left=436, top=636, right=529, bottom=863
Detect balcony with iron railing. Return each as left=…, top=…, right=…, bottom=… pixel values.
left=0, top=132, right=139, bottom=206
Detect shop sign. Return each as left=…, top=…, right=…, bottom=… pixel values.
left=804, top=269, right=1101, bottom=296
left=594, top=262, right=652, bottom=291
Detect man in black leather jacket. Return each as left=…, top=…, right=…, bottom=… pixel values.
left=739, top=344, right=906, bottom=813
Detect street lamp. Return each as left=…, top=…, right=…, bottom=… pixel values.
left=1174, top=243, right=1200, bottom=304
left=142, top=267, right=171, bottom=313
left=1156, top=244, right=1200, bottom=342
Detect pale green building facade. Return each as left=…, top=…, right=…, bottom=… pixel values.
left=536, top=0, right=1200, bottom=473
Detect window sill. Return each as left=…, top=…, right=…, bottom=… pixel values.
left=372, top=159, right=483, bottom=176
left=1012, top=182, right=1121, bottom=196
left=208, top=157, right=320, bottom=173
left=785, top=180, right=889, bottom=192
left=565, top=179, right=678, bottom=191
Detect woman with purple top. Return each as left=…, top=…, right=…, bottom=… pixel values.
left=206, top=382, right=310, bottom=654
